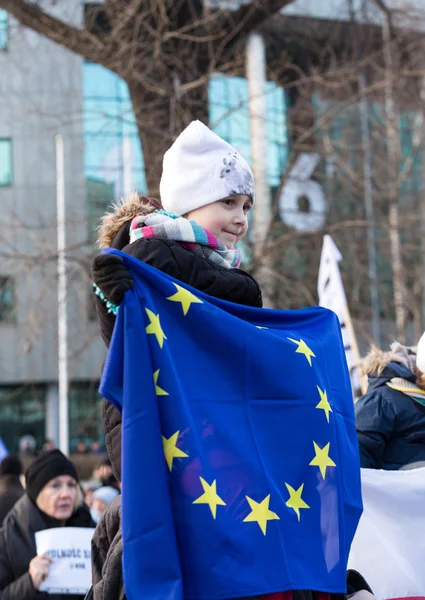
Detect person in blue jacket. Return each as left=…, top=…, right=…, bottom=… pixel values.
left=355, top=336, right=425, bottom=470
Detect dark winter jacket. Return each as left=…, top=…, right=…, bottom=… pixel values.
left=356, top=354, right=425, bottom=470
left=86, top=495, right=123, bottom=600
left=91, top=197, right=372, bottom=600
left=94, top=194, right=262, bottom=481
left=0, top=474, right=24, bottom=527
left=0, top=494, right=94, bottom=600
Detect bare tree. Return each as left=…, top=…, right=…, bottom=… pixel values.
left=2, top=0, right=425, bottom=355
left=255, top=2, right=425, bottom=347
left=0, top=0, right=295, bottom=192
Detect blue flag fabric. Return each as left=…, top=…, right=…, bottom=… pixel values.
left=0, top=437, right=8, bottom=463
left=100, top=249, right=362, bottom=600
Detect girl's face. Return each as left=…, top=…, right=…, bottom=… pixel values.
left=186, top=194, right=252, bottom=249
left=36, top=475, right=78, bottom=521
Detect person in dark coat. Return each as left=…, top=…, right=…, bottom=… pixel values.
left=0, top=449, right=94, bottom=600
left=91, top=121, right=373, bottom=600
left=356, top=339, right=425, bottom=469
left=0, top=455, right=24, bottom=527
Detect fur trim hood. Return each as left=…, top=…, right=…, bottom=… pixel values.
left=96, top=192, right=161, bottom=249
left=359, top=342, right=417, bottom=377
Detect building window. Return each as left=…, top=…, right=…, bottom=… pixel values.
left=0, top=385, right=46, bottom=453
left=83, top=62, right=147, bottom=243
left=0, top=10, right=7, bottom=50
left=0, top=276, right=15, bottom=322
left=209, top=74, right=288, bottom=262
left=209, top=74, right=288, bottom=187
left=0, top=139, right=12, bottom=186
left=69, top=381, right=103, bottom=451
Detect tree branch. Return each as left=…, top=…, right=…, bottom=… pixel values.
left=0, top=0, right=105, bottom=62
left=220, top=0, right=294, bottom=41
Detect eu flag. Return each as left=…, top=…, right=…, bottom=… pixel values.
left=100, top=249, right=362, bottom=600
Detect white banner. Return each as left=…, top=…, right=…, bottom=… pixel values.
left=349, top=467, right=425, bottom=600
left=35, top=527, right=95, bottom=595
left=318, top=235, right=361, bottom=393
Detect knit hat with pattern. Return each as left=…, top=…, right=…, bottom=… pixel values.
left=160, top=120, right=255, bottom=216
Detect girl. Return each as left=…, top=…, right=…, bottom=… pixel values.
left=91, top=121, right=372, bottom=600
left=92, top=120, right=261, bottom=349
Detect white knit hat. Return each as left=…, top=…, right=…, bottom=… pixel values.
left=416, top=332, right=425, bottom=373
left=160, top=120, right=255, bottom=216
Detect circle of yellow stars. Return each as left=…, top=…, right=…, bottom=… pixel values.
left=145, top=283, right=337, bottom=536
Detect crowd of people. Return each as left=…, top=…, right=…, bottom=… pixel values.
left=1, top=120, right=424, bottom=599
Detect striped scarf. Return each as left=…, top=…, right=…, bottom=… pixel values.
left=129, top=210, right=241, bottom=269
left=386, top=377, right=425, bottom=407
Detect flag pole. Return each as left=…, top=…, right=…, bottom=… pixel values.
left=342, top=303, right=367, bottom=396
left=56, top=134, right=69, bottom=456
left=318, top=235, right=366, bottom=398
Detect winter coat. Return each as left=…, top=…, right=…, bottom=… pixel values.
left=356, top=355, right=425, bottom=469
left=92, top=197, right=372, bottom=600
left=86, top=495, right=123, bottom=600
left=0, top=475, right=24, bottom=527
left=95, top=194, right=262, bottom=481
left=0, top=494, right=94, bottom=600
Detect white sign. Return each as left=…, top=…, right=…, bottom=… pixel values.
left=35, top=527, right=95, bottom=595
left=349, top=467, right=425, bottom=600
left=318, top=235, right=361, bottom=394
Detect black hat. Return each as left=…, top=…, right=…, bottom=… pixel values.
left=0, top=455, right=22, bottom=476
left=25, top=450, right=79, bottom=503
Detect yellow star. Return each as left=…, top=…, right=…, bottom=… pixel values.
left=309, top=441, right=336, bottom=479
left=145, top=308, right=167, bottom=348
left=243, top=494, right=280, bottom=535
left=166, top=283, right=203, bottom=316
left=316, top=386, right=332, bottom=423
left=285, top=483, right=310, bottom=522
left=193, top=477, right=226, bottom=519
left=162, top=431, right=189, bottom=471
left=287, top=338, right=316, bottom=366
left=153, top=369, right=168, bottom=396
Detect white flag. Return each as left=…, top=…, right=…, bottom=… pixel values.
left=349, top=467, right=425, bottom=600
left=318, top=235, right=361, bottom=393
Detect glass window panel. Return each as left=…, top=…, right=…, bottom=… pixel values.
left=0, top=276, right=15, bottom=322
left=83, top=62, right=122, bottom=99
left=208, top=74, right=288, bottom=187
left=0, top=139, right=12, bottom=186
left=69, top=382, right=103, bottom=450
left=0, top=10, right=7, bottom=51
left=83, top=62, right=147, bottom=247
left=0, top=385, right=46, bottom=453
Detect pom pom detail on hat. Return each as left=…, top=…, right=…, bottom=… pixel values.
left=160, top=120, right=255, bottom=216
left=416, top=332, right=425, bottom=373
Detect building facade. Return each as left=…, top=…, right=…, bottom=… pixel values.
left=1, top=0, right=425, bottom=451
left=0, top=2, right=104, bottom=451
